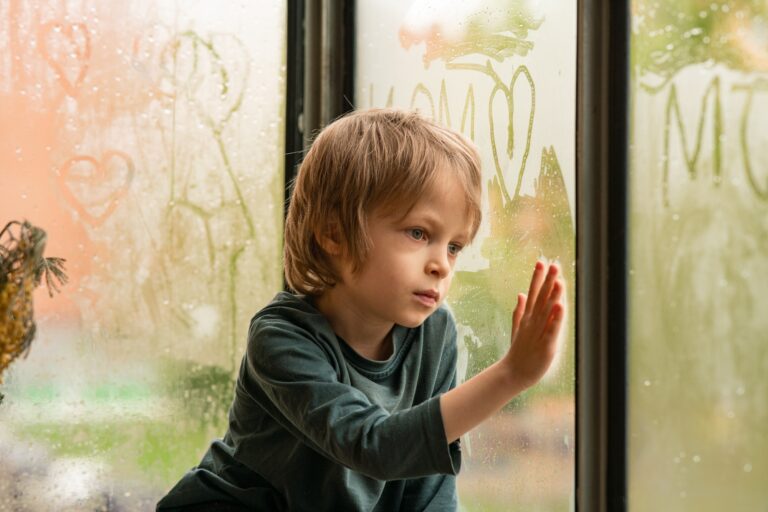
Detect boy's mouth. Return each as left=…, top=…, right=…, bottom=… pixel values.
left=414, top=289, right=439, bottom=306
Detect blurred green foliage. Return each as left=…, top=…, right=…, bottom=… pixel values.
left=632, top=0, right=768, bottom=85
left=451, top=146, right=575, bottom=403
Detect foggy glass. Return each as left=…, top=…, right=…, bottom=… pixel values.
left=356, top=1, right=576, bottom=510
left=628, top=1, right=768, bottom=510
left=0, top=1, right=285, bottom=508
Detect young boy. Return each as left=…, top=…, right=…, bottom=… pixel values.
left=157, top=108, right=565, bottom=511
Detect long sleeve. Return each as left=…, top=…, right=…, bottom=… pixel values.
left=242, top=317, right=459, bottom=481
left=158, top=292, right=462, bottom=512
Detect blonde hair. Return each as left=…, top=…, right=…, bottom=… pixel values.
left=284, top=108, right=482, bottom=295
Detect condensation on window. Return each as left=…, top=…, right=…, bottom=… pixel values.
left=356, top=1, right=576, bottom=510
left=0, top=1, right=285, bottom=508
left=629, top=1, right=768, bottom=509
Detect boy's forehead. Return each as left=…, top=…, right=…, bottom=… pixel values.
left=386, top=186, right=475, bottom=233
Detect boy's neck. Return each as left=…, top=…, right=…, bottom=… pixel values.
left=314, top=290, right=395, bottom=361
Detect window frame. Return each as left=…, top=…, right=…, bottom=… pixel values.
left=576, top=1, right=630, bottom=510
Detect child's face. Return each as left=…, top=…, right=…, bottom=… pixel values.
left=335, top=174, right=473, bottom=329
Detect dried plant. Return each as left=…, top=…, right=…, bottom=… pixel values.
left=0, top=221, right=68, bottom=393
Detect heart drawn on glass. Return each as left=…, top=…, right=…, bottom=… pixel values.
left=38, top=21, right=91, bottom=97
left=58, top=151, right=135, bottom=227
left=488, top=65, right=536, bottom=204
left=130, top=23, right=176, bottom=100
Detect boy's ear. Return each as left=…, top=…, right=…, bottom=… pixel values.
left=315, top=222, right=343, bottom=256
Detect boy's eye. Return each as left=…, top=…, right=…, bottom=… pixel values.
left=448, top=243, right=463, bottom=256
left=407, top=228, right=425, bottom=241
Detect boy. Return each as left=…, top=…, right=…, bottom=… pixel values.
left=157, top=108, right=565, bottom=511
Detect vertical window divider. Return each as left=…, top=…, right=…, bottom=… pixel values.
left=283, top=0, right=355, bottom=252
left=576, top=0, right=630, bottom=510
left=285, top=0, right=305, bottom=212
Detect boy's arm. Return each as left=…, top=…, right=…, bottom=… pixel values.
left=246, top=319, right=459, bottom=481
left=440, top=261, right=565, bottom=443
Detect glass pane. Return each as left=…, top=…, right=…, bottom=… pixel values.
left=0, top=1, right=285, bottom=508
left=629, top=1, right=768, bottom=509
left=356, top=2, right=576, bottom=510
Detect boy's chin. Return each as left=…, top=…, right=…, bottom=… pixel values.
left=397, top=313, right=432, bottom=329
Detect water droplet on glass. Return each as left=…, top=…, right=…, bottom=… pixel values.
left=736, top=386, right=745, bottom=395
left=743, top=463, right=752, bottom=472
left=643, top=380, right=651, bottom=386
left=692, top=455, right=701, bottom=463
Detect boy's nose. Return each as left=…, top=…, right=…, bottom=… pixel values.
left=426, top=250, right=451, bottom=278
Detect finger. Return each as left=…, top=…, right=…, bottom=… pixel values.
left=544, top=302, right=566, bottom=344
left=512, top=293, right=526, bottom=334
left=525, top=261, right=547, bottom=314
left=526, top=278, right=563, bottom=339
left=534, top=263, right=560, bottom=315
left=546, top=277, right=565, bottom=310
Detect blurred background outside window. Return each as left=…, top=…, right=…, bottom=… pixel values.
left=628, top=1, right=768, bottom=509
left=0, top=1, right=286, bottom=509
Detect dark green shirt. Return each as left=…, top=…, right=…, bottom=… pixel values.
left=157, top=292, right=461, bottom=511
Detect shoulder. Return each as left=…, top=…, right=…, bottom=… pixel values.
left=246, top=292, right=341, bottom=374
left=249, top=292, right=330, bottom=338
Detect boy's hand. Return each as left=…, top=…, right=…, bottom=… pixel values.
left=503, top=261, right=566, bottom=389
left=439, top=260, right=566, bottom=443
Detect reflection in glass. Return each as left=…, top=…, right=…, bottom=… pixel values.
left=357, top=1, right=576, bottom=510
left=0, top=1, right=285, bottom=508
left=629, top=1, right=768, bottom=509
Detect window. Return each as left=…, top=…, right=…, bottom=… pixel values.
left=628, top=1, right=768, bottom=508
left=0, top=1, right=285, bottom=507
left=356, top=2, right=576, bottom=509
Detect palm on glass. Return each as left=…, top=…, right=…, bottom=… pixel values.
left=440, top=260, right=566, bottom=443
left=505, top=261, right=566, bottom=389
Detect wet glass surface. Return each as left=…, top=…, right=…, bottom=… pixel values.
left=356, top=2, right=576, bottom=510
left=629, top=1, right=768, bottom=509
left=0, top=1, right=286, bottom=508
